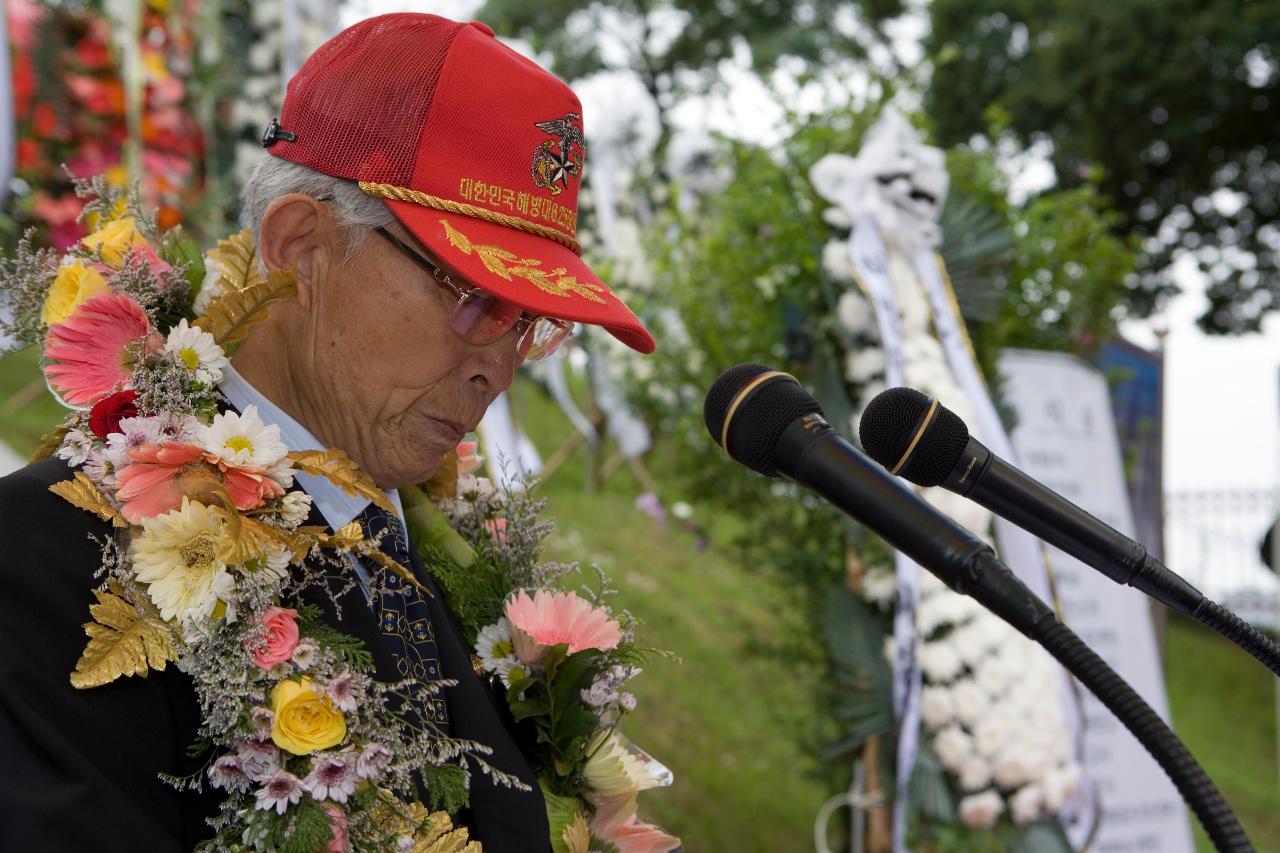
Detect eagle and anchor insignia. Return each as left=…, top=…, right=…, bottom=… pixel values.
left=530, top=112, right=586, bottom=196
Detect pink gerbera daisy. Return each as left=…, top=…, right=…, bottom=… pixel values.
left=114, top=441, right=207, bottom=523
left=588, top=794, right=681, bottom=853
left=43, top=290, right=151, bottom=406
left=504, top=589, right=623, bottom=666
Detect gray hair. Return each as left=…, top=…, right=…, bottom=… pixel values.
left=239, top=157, right=394, bottom=265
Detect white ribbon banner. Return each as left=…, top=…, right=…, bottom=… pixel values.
left=911, top=251, right=1097, bottom=846
left=845, top=217, right=921, bottom=853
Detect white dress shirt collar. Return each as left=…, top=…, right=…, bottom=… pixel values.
left=218, top=364, right=404, bottom=530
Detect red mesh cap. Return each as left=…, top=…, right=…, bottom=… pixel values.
left=266, top=13, right=655, bottom=354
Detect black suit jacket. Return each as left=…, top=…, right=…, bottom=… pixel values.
left=0, top=458, right=549, bottom=850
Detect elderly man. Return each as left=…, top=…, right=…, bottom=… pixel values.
left=0, top=14, right=653, bottom=851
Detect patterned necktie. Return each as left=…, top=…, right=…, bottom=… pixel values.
left=355, top=503, right=451, bottom=733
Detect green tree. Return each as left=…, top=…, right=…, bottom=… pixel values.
left=476, top=0, right=901, bottom=138
left=924, top=0, right=1280, bottom=333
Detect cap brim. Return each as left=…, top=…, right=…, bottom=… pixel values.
left=384, top=199, right=655, bottom=354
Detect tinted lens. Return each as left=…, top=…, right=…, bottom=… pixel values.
left=452, top=290, right=522, bottom=344
left=520, top=319, right=573, bottom=360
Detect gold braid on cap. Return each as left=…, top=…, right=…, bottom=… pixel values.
left=358, top=181, right=582, bottom=255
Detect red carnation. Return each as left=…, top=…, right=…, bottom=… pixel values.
left=88, top=390, right=140, bottom=438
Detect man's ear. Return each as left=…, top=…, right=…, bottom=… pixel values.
left=258, top=193, right=333, bottom=311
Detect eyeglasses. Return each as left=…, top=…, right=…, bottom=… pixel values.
left=372, top=226, right=574, bottom=361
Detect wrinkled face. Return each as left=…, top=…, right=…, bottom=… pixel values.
left=294, top=216, right=522, bottom=488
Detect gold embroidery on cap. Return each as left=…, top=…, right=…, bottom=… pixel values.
left=439, top=219, right=606, bottom=304
left=531, top=113, right=586, bottom=197
left=357, top=181, right=581, bottom=254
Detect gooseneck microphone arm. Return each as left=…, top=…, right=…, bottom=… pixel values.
left=865, top=385, right=1280, bottom=681
left=707, top=365, right=1252, bottom=852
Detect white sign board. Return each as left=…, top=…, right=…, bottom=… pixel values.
left=999, top=349, right=1193, bottom=853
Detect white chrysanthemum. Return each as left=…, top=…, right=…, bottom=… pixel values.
left=192, top=256, right=225, bottom=315
left=132, top=498, right=234, bottom=622
left=1042, top=762, right=1083, bottom=812
left=257, top=547, right=291, bottom=581
left=474, top=618, right=519, bottom=674
left=55, top=428, right=93, bottom=467
left=844, top=349, right=884, bottom=385
left=957, top=789, right=1003, bottom=829
left=1010, top=783, right=1045, bottom=825
left=165, top=319, right=230, bottom=384
left=836, top=290, right=874, bottom=336
left=919, top=686, right=954, bottom=731
left=860, top=565, right=897, bottom=608
left=266, top=457, right=296, bottom=490
left=950, top=680, right=991, bottom=728
left=277, top=492, right=313, bottom=527
left=919, top=640, right=965, bottom=683
left=823, top=240, right=855, bottom=284
left=201, top=405, right=288, bottom=468
left=932, top=725, right=974, bottom=772
left=958, top=755, right=993, bottom=791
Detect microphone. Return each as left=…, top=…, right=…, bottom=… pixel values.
left=704, top=363, right=1043, bottom=628
left=858, top=386, right=1280, bottom=679
left=705, top=364, right=1251, bottom=852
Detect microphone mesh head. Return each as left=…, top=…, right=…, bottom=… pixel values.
left=704, top=364, right=823, bottom=477
left=859, top=386, right=970, bottom=487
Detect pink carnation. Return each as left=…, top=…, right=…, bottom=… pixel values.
left=251, top=607, right=299, bottom=670
left=504, top=590, right=623, bottom=667
left=214, top=461, right=286, bottom=511
left=43, top=290, right=151, bottom=406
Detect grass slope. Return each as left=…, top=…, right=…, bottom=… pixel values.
left=1164, top=616, right=1280, bottom=852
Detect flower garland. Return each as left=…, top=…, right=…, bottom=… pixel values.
left=0, top=178, right=678, bottom=853
left=823, top=230, right=1085, bottom=834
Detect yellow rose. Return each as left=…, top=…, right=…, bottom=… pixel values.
left=80, top=217, right=146, bottom=267
left=270, top=677, right=347, bottom=755
left=41, top=261, right=109, bottom=326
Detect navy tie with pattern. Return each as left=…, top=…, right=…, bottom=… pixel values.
left=355, top=503, right=451, bottom=733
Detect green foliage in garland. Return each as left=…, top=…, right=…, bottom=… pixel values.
left=415, top=541, right=510, bottom=646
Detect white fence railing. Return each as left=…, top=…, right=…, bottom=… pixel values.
left=1164, top=488, right=1280, bottom=629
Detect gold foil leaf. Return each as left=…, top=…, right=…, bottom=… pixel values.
left=49, top=472, right=129, bottom=528
left=369, top=794, right=481, bottom=852
left=412, top=811, right=483, bottom=853
left=29, top=424, right=71, bottom=463
left=287, top=449, right=396, bottom=514
left=206, top=228, right=265, bottom=293
left=220, top=514, right=285, bottom=567
left=422, top=451, right=459, bottom=501
left=323, top=521, right=365, bottom=551
left=71, top=586, right=177, bottom=689
left=362, top=548, right=433, bottom=598
left=193, top=268, right=297, bottom=347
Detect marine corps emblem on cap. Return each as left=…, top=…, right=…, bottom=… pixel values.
left=531, top=113, right=586, bottom=196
